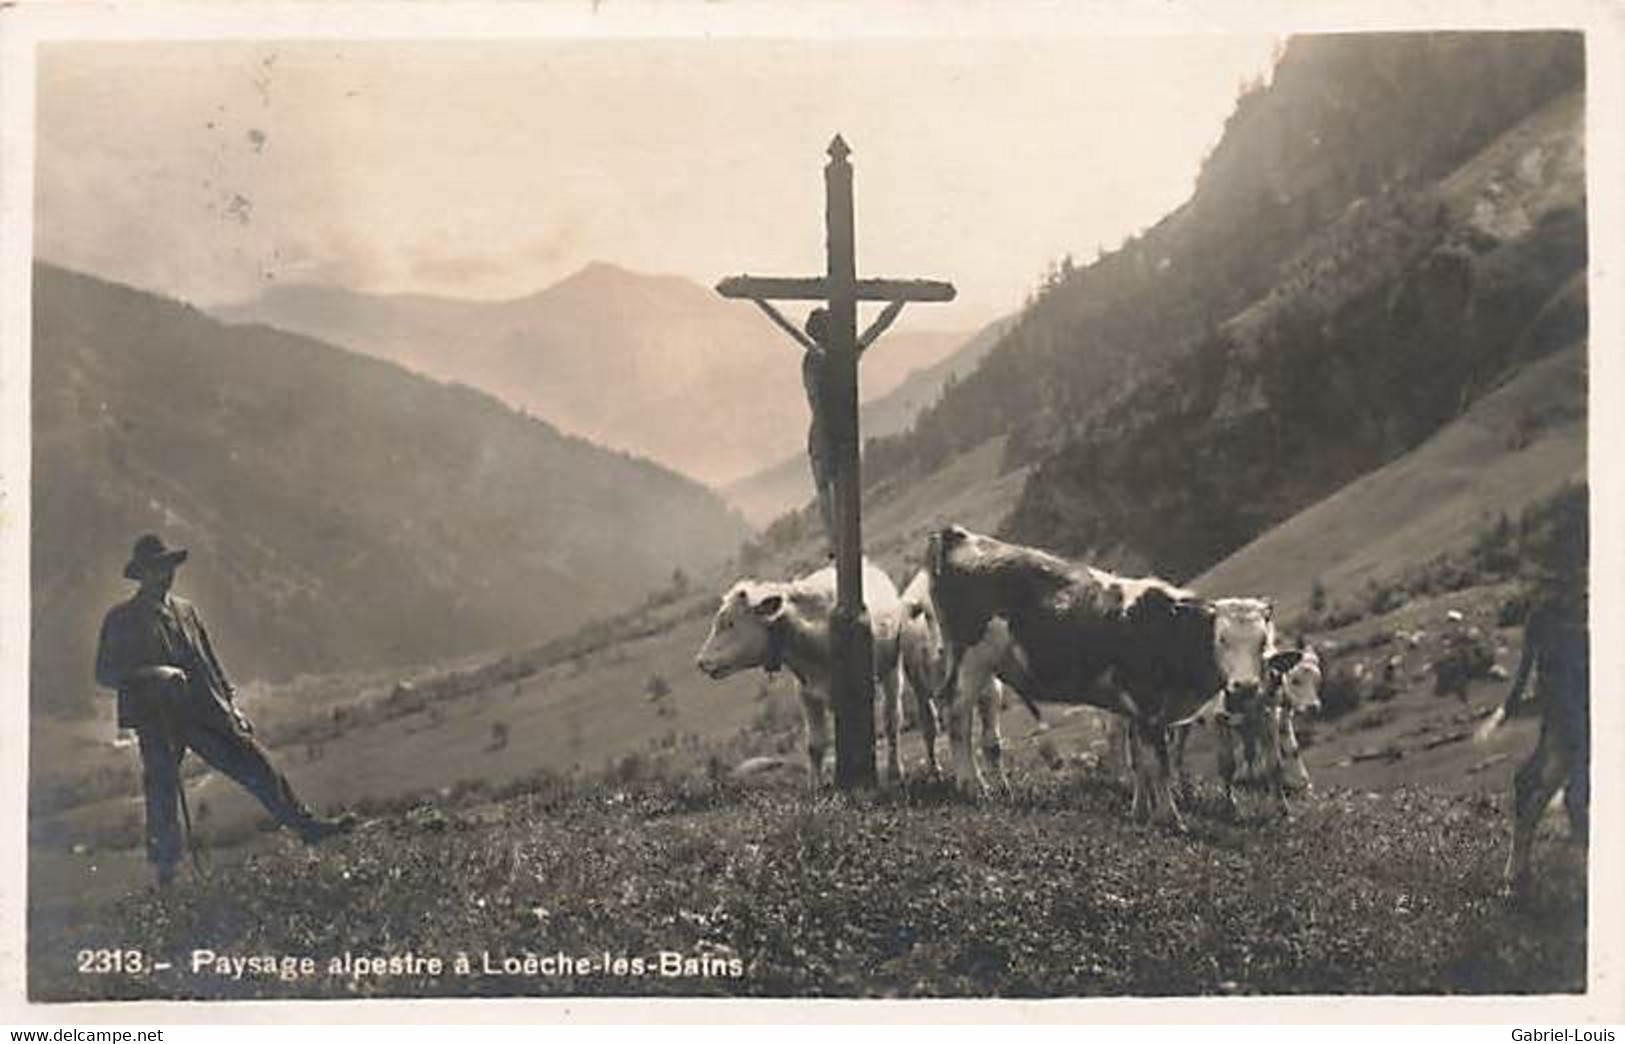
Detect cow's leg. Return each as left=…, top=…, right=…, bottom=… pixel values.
left=1108, top=714, right=1137, bottom=786
left=1114, top=716, right=1144, bottom=820
left=1240, top=722, right=1261, bottom=784
left=1148, top=723, right=1187, bottom=833
left=914, top=682, right=942, bottom=778
left=947, top=691, right=984, bottom=798
left=879, top=663, right=905, bottom=786
left=1171, top=723, right=1194, bottom=801
left=948, top=645, right=997, bottom=799
left=1507, top=726, right=1567, bottom=894
left=977, top=678, right=1011, bottom=798
left=1216, top=718, right=1241, bottom=820
left=1260, top=705, right=1291, bottom=819
left=1279, top=711, right=1312, bottom=793
left=1129, top=719, right=1160, bottom=825
left=799, top=687, right=832, bottom=792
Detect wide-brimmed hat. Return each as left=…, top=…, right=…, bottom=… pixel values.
left=123, top=533, right=188, bottom=580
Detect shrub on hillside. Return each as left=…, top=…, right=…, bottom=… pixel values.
left=1319, top=664, right=1366, bottom=720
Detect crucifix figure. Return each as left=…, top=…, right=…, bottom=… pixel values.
left=762, top=299, right=906, bottom=547
left=717, top=135, right=955, bottom=789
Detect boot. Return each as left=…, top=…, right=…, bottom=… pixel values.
left=300, top=811, right=359, bottom=845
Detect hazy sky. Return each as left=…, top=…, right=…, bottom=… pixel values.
left=36, top=36, right=1279, bottom=327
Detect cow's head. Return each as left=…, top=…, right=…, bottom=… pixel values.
left=926, top=525, right=974, bottom=579
left=1269, top=645, right=1323, bottom=715
left=1212, top=597, right=1275, bottom=698
left=696, top=581, right=788, bottom=680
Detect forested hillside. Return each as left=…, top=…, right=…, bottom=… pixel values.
left=32, top=264, right=749, bottom=718
left=861, top=32, right=1584, bottom=579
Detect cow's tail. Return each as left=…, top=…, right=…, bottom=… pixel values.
left=934, top=649, right=962, bottom=709
left=1016, top=687, right=1047, bottom=728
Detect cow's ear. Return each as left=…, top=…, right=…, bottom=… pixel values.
left=752, top=593, right=786, bottom=621
left=1268, top=649, right=1304, bottom=675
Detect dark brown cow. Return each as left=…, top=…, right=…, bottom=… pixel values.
left=926, top=526, right=1273, bottom=829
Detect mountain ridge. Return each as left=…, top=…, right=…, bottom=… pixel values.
left=32, top=262, right=750, bottom=719
left=218, top=264, right=970, bottom=490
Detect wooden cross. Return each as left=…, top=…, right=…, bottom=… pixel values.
left=717, top=135, right=955, bottom=789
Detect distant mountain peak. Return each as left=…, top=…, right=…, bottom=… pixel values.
left=209, top=256, right=972, bottom=488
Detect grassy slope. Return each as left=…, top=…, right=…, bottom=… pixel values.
left=1193, top=341, right=1585, bottom=620
left=30, top=769, right=1584, bottom=1001
left=27, top=425, right=1584, bottom=1000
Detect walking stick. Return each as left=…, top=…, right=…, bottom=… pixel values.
left=153, top=679, right=208, bottom=880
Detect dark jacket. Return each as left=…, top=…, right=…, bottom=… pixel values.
left=95, top=593, right=237, bottom=729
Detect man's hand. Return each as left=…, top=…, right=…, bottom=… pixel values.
left=139, top=665, right=188, bottom=685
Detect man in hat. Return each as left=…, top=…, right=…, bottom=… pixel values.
left=95, top=533, right=356, bottom=886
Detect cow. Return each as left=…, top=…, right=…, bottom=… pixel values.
left=899, top=568, right=1015, bottom=789
left=1170, top=641, right=1323, bottom=809
left=1475, top=592, right=1588, bottom=894
left=1271, top=644, right=1323, bottom=791
left=696, top=560, right=908, bottom=789
left=926, top=525, right=1274, bottom=829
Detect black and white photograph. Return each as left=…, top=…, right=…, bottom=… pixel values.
left=3, top=0, right=1621, bottom=1017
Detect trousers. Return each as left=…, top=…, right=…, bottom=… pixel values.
left=136, top=705, right=315, bottom=870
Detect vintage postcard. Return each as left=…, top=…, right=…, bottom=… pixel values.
left=1, top=0, right=1621, bottom=1023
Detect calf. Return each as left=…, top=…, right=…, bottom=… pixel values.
left=696, top=561, right=908, bottom=789
left=1171, top=641, right=1322, bottom=814
left=1271, top=645, right=1323, bottom=791
left=927, top=526, right=1273, bottom=828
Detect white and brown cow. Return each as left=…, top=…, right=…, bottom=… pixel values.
left=696, top=561, right=908, bottom=789
left=899, top=568, right=1013, bottom=789
left=926, top=526, right=1274, bottom=829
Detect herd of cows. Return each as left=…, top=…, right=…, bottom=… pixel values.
left=696, top=525, right=1324, bottom=828
left=694, top=524, right=1584, bottom=893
